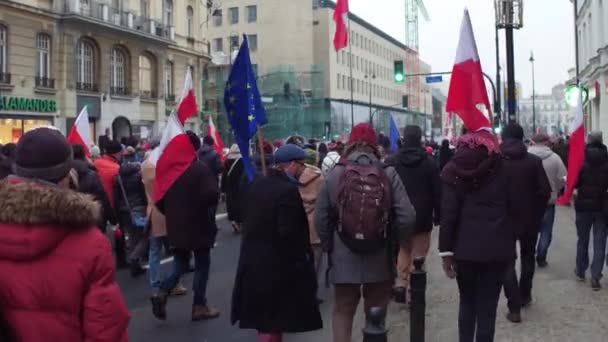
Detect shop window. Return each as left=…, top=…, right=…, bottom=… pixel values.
left=0, top=118, right=54, bottom=144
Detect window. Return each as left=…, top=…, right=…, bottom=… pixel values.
left=247, top=5, right=257, bottom=23
left=77, top=40, right=95, bottom=90
left=229, top=7, right=238, bottom=24
left=247, top=34, right=258, bottom=52
left=213, top=9, right=222, bottom=26
left=164, top=60, right=173, bottom=99
left=110, top=47, right=127, bottom=94
left=341, top=51, right=345, bottom=65
left=139, top=54, right=155, bottom=98
left=0, top=25, right=6, bottom=75
left=229, top=35, right=239, bottom=50
left=186, top=6, right=194, bottom=37
left=337, top=73, right=340, bottom=89
left=342, top=75, right=346, bottom=90
left=140, top=0, right=148, bottom=18
left=336, top=50, right=340, bottom=64
left=36, top=33, right=52, bottom=86
left=164, top=0, right=173, bottom=26
left=213, top=38, right=223, bottom=52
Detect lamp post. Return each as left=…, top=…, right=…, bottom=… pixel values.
left=495, top=0, right=523, bottom=123
left=365, top=72, right=376, bottom=124
left=529, top=51, right=536, bottom=134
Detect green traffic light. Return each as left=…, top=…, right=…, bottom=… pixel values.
left=394, top=74, right=405, bottom=83
left=393, top=60, right=405, bottom=84
left=565, top=85, right=588, bottom=106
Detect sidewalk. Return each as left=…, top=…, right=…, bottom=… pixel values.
left=387, top=206, right=608, bottom=342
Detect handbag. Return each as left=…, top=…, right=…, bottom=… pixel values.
left=116, top=175, right=147, bottom=230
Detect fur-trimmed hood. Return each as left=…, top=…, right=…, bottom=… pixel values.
left=0, top=178, right=101, bottom=261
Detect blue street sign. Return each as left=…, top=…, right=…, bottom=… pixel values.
left=425, top=75, right=443, bottom=83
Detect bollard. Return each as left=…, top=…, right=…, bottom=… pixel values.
left=410, top=257, right=427, bottom=342
left=362, top=306, right=387, bottom=342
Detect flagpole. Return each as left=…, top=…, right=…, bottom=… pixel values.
left=348, top=14, right=354, bottom=129
left=256, top=124, right=267, bottom=176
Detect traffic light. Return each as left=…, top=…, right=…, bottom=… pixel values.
left=394, top=60, right=405, bottom=83
left=565, top=84, right=589, bottom=107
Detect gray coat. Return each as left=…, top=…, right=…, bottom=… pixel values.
left=528, top=145, right=567, bottom=205
left=314, top=151, right=416, bottom=284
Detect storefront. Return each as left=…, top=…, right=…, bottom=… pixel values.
left=0, top=96, right=56, bottom=144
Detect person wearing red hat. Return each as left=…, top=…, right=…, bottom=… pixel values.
left=315, top=123, right=416, bottom=342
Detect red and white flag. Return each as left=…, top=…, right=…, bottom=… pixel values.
left=150, top=113, right=197, bottom=203
left=557, top=87, right=585, bottom=205
left=176, top=67, right=197, bottom=125
left=66, top=106, right=92, bottom=156
left=207, top=115, right=225, bottom=162
left=333, top=0, right=349, bottom=51
left=446, top=9, right=492, bottom=132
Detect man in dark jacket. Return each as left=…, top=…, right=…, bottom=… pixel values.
left=231, top=144, right=322, bottom=341
left=71, top=144, right=116, bottom=232
left=198, top=135, right=222, bottom=243
left=500, top=123, right=551, bottom=323
left=574, top=131, right=608, bottom=290
left=151, top=131, right=220, bottom=321
left=386, top=125, right=441, bottom=304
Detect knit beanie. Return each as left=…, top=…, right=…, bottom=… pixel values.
left=13, top=127, right=73, bottom=183
left=348, top=123, right=377, bottom=145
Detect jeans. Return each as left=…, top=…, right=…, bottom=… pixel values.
left=148, top=236, right=178, bottom=289
left=503, top=232, right=537, bottom=312
left=209, top=206, right=219, bottom=244
left=456, top=261, right=508, bottom=342
left=536, top=205, right=556, bottom=261
left=160, top=248, right=211, bottom=306
left=575, top=211, right=608, bottom=280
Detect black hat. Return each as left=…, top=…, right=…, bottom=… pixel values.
left=13, top=127, right=73, bottom=183
left=105, top=140, right=123, bottom=154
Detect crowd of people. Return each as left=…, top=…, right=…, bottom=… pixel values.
left=2, top=118, right=607, bottom=342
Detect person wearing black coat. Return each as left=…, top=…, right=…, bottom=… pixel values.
left=386, top=125, right=441, bottom=304
left=222, top=144, right=245, bottom=233
left=499, top=124, right=551, bottom=322
left=231, top=145, right=322, bottom=341
left=439, top=131, right=517, bottom=342
left=151, top=131, right=221, bottom=322
left=438, top=139, right=455, bottom=170
left=574, top=131, right=608, bottom=290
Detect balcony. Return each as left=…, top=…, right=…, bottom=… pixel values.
left=64, top=0, right=175, bottom=41
left=76, top=82, right=99, bottom=92
left=0, top=72, right=10, bottom=84
left=110, top=86, right=129, bottom=96
left=35, top=77, right=55, bottom=89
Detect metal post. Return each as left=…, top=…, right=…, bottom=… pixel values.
left=531, top=53, right=536, bottom=134
left=574, top=0, right=580, bottom=84
left=362, top=307, right=387, bottom=342
left=495, top=24, right=502, bottom=122
left=410, top=257, right=426, bottom=342
left=348, top=16, right=355, bottom=128
left=506, top=26, right=516, bottom=123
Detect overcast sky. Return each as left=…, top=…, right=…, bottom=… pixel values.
left=349, top=0, right=575, bottom=98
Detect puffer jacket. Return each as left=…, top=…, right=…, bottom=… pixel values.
left=575, top=142, right=608, bottom=212
left=0, top=177, right=130, bottom=342
left=528, top=144, right=567, bottom=204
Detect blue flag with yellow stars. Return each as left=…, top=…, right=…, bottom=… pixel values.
left=389, top=113, right=400, bottom=153
left=224, top=35, right=268, bottom=181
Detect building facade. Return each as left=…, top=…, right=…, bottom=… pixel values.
left=518, top=84, right=571, bottom=137
left=0, top=0, right=210, bottom=144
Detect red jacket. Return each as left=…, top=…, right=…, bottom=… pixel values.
left=0, top=178, right=130, bottom=342
left=94, top=155, right=120, bottom=206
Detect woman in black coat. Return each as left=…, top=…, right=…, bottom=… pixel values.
left=221, top=144, right=245, bottom=233
left=438, top=139, right=454, bottom=170
left=231, top=163, right=322, bottom=340
left=439, top=131, right=517, bottom=342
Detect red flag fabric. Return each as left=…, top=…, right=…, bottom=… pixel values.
left=66, top=106, right=92, bottom=156
left=557, top=87, right=585, bottom=205
left=333, top=0, right=349, bottom=51
left=207, top=115, right=225, bottom=162
left=150, top=114, right=196, bottom=203
left=446, top=9, right=492, bottom=132
left=176, top=67, right=197, bottom=125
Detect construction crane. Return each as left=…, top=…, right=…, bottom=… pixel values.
left=405, top=0, right=430, bottom=111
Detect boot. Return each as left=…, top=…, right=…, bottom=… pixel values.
left=393, top=286, right=407, bottom=304
left=506, top=311, right=522, bottom=323
left=170, top=284, right=188, bottom=296
left=150, top=294, right=168, bottom=320
left=192, top=305, right=220, bottom=321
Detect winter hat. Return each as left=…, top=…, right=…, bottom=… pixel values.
left=13, top=127, right=73, bottom=183
left=457, top=130, right=500, bottom=154
left=403, top=125, right=422, bottom=148
left=274, top=144, right=308, bottom=163
left=304, top=148, right=318, bottom=165
left=105, top=140, right=123, bottom=154
left=348, top=123, right=377, bottom=145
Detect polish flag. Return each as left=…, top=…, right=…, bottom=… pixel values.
left=333, top=0, right=349, bottom=51
left=207, top=115, right=225, bottom=162
left=557, top=87, right=585, bottom=205
left=150, top=113, right=196, bottom=203
left=66, top=106, right=92, bottom=156
left=176, top=67, right=197, bottom=125
left=446, top=9, right=492, bottom=132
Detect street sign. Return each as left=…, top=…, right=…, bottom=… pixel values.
left=425, top=75, right=443, bottom=84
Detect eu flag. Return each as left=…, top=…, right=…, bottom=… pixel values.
left=224, top=35, right=268, bottom=181
left=389, top=113, right=400, bottom=153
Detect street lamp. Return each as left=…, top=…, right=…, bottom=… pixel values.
left=529, top=51, right=536, bottom=134
left=365, top=72, right=376, bottom=124
left=495, top=0, right=524, bottom=123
